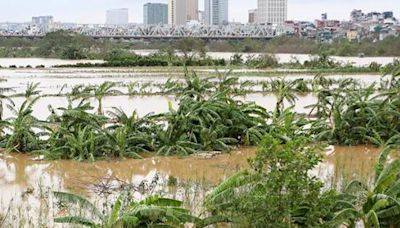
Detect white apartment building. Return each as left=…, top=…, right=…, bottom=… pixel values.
left=106, top=8, right=129, bottom=25
left=168, top=0, right=187, bottom=25
left=204, top=0, right=228, bottom=25
left=257, top=0, right=287, bottom=25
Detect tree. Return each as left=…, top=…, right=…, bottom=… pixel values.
left=205, top=134, right=336, bottom=227
left=61, top=45, right=86, bottom=59
left=35, top=31, right=95, bottom=58
left=175, top=38, right=206, bottom=62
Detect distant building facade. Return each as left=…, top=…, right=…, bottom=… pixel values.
left=257, top=0, right=287, bottom=25
left=144, top=3, right=168, bottom=25
left=106, top=8, right=129, bottom=25
left=32, top=16, right=54, bottom=25
left=198, top=10, right=205, bottom=23
left=248, top=9, right=257, bottom=24
left=186, top=0, right=199, bottom=21
left=204, top=0, right=228, bottom=25
left=168, top=0, right=187, bottom=25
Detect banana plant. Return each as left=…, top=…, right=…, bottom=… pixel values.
left=17, top=82, right=41, bottom=99
left=331, top=158, right=400, bottom=227
left=3, top=97, right=47, bottom=152
left=54, top=192, right=204, bottom=227
left=92, top=81, right=122, bottom=115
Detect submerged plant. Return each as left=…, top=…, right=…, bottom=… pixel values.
left=92, top=81, right=122, bottom=114
left=331, top=156, right=400, bottom=227
left=2, top=97, right=47, bottom=152
left=53, top=192, right=203, bottom=227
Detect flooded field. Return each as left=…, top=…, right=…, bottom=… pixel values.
left=0, top=65, right=393, bottom=227
left=0, top=67, right=383, bottom=119
left=0, top=146, right=385, bottom=226
left=0, top=55, right=397, bottom=68
left=0, top=58, right=104, bottom=68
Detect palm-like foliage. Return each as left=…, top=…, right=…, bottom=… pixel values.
left=92, top=81, right=122, bottom=114
left=153, top=70, right=269, bottom=155
left=54, top=192, right=203, bottom=227
left=270, top=78, right=298, bottom=116
left=127, top=81, right=139, bottom=96
left=3, top=97, right=46, bottom=152
left=43, top=100, right=109, bottom=160
left=311, top=78, right=400, bottom=145
left=0, top=93, right=14, bottom=123
left=19, top=82, right=41, bottom=99
left=107, top=108, right=158, bottom=155
left=331, top=157, right=400, bottom=227
left=177, top=69, right=214, bottom=101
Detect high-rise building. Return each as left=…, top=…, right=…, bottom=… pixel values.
left=186, top=0, right=199, bottom=21
left=168, top=0, right=187, bottom=25
left=32, top=16, right=54, bottom=25
left=204, top=0, right=228, bottom=25
left=248, top=10, right=257, bottom=24
left=257, top=0, right=287, bottom=25
left=198, top=10, right=205, bottom=23
left=106, top=8, right=129, bottom=25
left=144, top=3, right=168, bottom=25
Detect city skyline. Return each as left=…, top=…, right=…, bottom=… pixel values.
left=0, top=0, right=398, bottom=24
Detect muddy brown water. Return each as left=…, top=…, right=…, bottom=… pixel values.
left=0, top=146, right=384, bottom=226
left=0, top=146, right=382, bottom=196
left=0, top=68, right=389, bottom=226
left=0, top=145, right=386, bottom=227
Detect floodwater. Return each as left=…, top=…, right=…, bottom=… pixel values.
left=0, top=65, right=390, bottom=226
left=1, top=54, right=396, bottom=68
left=5, top=95, right=177, bottom=119
left=0, top=67, right=384, bottom=120
left=2, top=94, right=316, bottom=120
left=0, top=145, right=389, bottom=227
left=0, top=58, right=104, bottom=68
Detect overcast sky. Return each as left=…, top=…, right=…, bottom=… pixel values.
left=0, top=0, right=398, bottom=24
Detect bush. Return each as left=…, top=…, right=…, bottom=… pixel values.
left=246, top=54, right=279, bottom=68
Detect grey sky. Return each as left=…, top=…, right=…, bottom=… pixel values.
left=0, top=0, right=398, bottom=24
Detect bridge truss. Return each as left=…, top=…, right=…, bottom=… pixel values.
left=0, top=23, right=284, bottom=39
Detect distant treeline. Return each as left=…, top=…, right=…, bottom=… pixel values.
left=1, top=31, right=400, bottom=59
